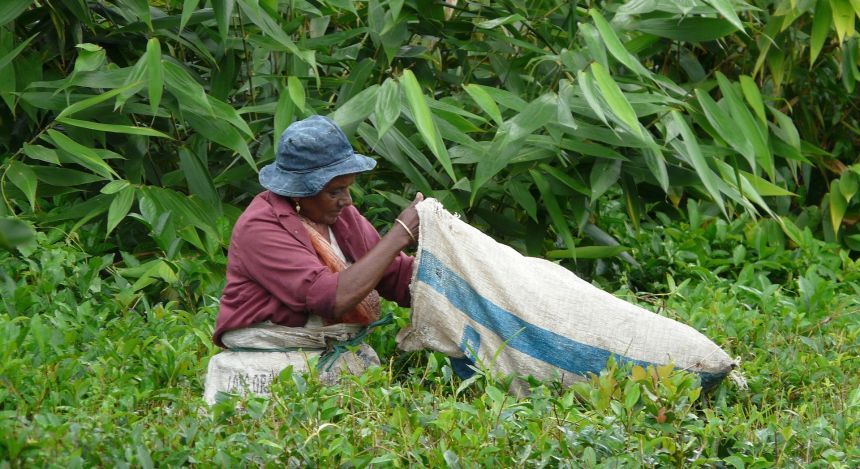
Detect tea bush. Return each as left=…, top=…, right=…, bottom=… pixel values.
left=1, top=213, right=857, bottom=467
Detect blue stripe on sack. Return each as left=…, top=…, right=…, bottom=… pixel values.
left=459, top=325, right=481, bottom=360
left=450, top=325, right=481, bottom=379
left=417, top=251, right=727, bottom=388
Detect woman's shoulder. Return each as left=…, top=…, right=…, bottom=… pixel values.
left=234, top=191, right=271, bottom=220
left=232, top=192, right=290, bottom=237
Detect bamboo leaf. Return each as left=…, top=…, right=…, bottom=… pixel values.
left=811, top=0, right=833, bottom=65
left=620, top=174, right=641, bottom=231
left=73, top=44, right=106, bottom=74
left=589, top=159, right=622, bottom=201
left=631, top=17, right=738, bottom=42
left=463, top=83, right=503, bottom=125
left=400, top=70, right=455, bottom=180
left=106, top=186, right=135, bottom=236
left=695, top=88, right=755, bottom=168
left=579, top=23, right=609, bottom=71
left=473, top=94, right=557, bottom=193
left=712, top=159, right=776, bottom=216
left=163, top=61, right=214, bottom=116
left=185, top=113, right=255, bottom=171
left=237, top=0, right=309, bottom=62
left=831, top=0, right=855, bottom=43
left=589, top=9, right=651, bottom=77
left=0, top=33, right=37, bottom=73
left=101, top=180, right=131, bottom=195
left=374, top=78, right=401, bottom=138
left=556, top=84, right=578, bottom=131
left=577, top=70, right=609, bottom=126
left=495, top=94, right=557, bottom=144
left=830, top=180, right=847, bottom=234
left=116, top=0, right=151, bottom=29
left=22, top=144, right=59, bottom=165
left=212, top=0, right=235, bottom=39
left=56, top=82, right=144, bottom=119
left=56, top=117, right=171, bottom=138
left=274, top=91, right=294, bottom=148
left=475, top=14, right=525, bottom=29
left=546, top=245, right=630, bottom=259
left=704, top=0, right=745, bottom=32
left=669, top=111, right=726, bottom=214
left=778, top=216, right=805, bottom=247
left=840, top=171, right=858, bottom=199
left=178, top=147, right=221, bottom=214
left=6, top=160, right=38, bottom=210
left=287, top=76, right=305, bottom=112
left=591, top=62, right=642, bottom=138
left=146, top=38, right=163, bottom=114
left=530, top=169, right=576, bottom=257
left=116, top=57, right=147, bottom=111
left=180, top=0, right=200, bottom=32
left=45, top=130, right=118, bottom=179
left=768, top=106, right=801, bottom=150
left=329, top=84, right=379, bottom=129
left=209, top=97, right=254, bottom=138
left=137, top=186, right=218, bottom=239
left=0, top=0, right=34, bottom=27
left=742, top=174, right=795, bottom=197
left=385, top=126, right=444, bottom=184
left=475, top=85, right=528, bottom=112
left=129, top=260, right=178, bottom=291
left=841, top=38, right=857, bottom=92
left=41, top=193, right=113, bottom=223
left=851, top=0, right=860, bottom=17
left=32, top=167, right=104, bottom=186
left=739, top=75, right=767, bottom=125
left=643, top=145, right=670, bottom=192
left=428, top=98, right=486, bottom=129
left=716, top=72, right=773, bottom=179
left=357, top=123, right=433, bottom=194
left=539, top=163, right=590, bottom=196
left=507, top=181, right=538, bottom=222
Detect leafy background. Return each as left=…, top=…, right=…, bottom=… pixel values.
left=0, top=0, right=858, bottom=466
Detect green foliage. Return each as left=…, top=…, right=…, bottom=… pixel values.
left=0, top=1, right=859, bottom=465
left=0, top=0, right=857, bottom=264
left=1, top=215, right=857, bottom=466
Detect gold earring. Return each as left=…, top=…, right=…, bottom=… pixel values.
left=295, top=202, right=301, bottom=214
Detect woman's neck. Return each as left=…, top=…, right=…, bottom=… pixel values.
left=299, top=212, right=330, bottom=241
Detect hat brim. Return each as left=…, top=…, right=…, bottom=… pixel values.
left=259, top=152, right=377, bottom=197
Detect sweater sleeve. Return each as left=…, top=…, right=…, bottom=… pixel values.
left=234, top=215, right=342, bottom=322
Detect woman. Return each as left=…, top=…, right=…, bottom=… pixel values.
left=213, top=115, right=422, bottom=347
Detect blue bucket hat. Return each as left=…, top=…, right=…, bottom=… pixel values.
left=259, top=115, right=377, bottom=197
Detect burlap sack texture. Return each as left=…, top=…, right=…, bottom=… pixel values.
left=398, top=199, right=735, bottom=395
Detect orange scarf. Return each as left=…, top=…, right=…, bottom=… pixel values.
left=300, top=218, right=380, bottom=325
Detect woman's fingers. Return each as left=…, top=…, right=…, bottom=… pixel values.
left=394, top=193, right=424, bottom=245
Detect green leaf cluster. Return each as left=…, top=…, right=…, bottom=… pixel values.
left=0, top=0, right=856, bottom=262
left=0, top=212, right=857, bottom=466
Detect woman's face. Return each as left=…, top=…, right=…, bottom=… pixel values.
left=297, top=174, right=356, bottom=225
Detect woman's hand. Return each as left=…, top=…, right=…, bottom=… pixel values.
left=332, top=192, right=424, bottom=317
left=393, top=192, right=424, bottom=248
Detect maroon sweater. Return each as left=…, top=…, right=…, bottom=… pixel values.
left=213, top=191, right=413, bottom=347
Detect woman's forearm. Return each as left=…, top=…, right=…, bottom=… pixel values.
left=333, top=193, right=422, bottom=318
left=333, top=229, right=410, bottom=316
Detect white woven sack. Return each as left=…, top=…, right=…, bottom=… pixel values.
left=397, top=199, right=735, bottom=394
left=203, top=344, right=379, bottom=405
